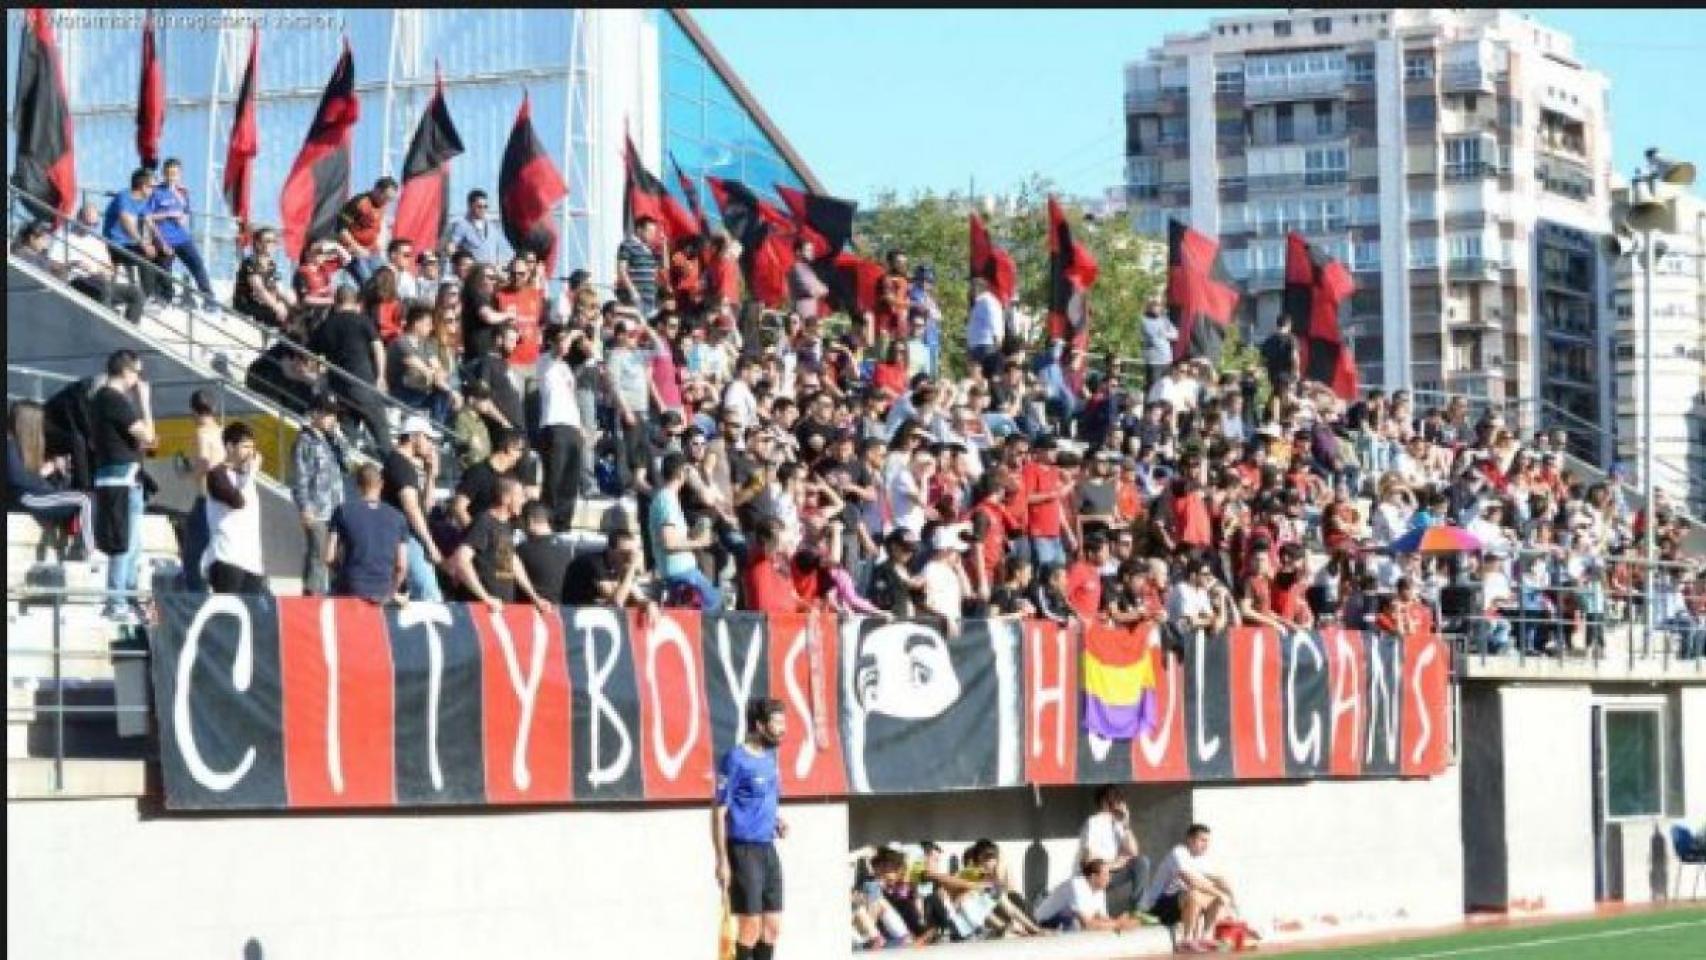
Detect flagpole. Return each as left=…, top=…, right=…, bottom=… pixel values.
left=202, top=18, right=225, bottom=262
left=381, top=10, right=400, bottom=178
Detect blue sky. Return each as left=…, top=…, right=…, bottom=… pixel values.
left=692, top=9, right=1706, bottom=203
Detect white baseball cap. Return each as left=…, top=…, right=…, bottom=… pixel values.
left=399, top=415, right=435, bottom=438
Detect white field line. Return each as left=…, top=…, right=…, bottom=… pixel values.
left=1376, top=917, right=1706, bottom=960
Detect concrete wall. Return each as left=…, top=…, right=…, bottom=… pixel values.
left=1682, top=687, right=1706, bottom=825
left=6, top=798, right=849, bottom=960
left=1490, top=684, right=1596, bottom=914
left=1190, top=768, right=1464, bottom=939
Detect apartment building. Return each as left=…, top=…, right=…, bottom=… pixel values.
left=1125, top=9, right=1616, bottom=459
left=1610, top=186, right=1706, bottom=513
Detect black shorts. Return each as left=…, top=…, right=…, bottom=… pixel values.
left=1152, top=891, right=1183, bottom=926
left=727, top=841, right=784, bottom=915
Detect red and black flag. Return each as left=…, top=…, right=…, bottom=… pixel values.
left=670, top=152, right=707, bottom=236
left=1284, top=231, right=1360, bottom=400
left=498, top=92, right=568, bottom=268
left=136, top=11, right=164, bottom=170
left=623, top=135, right=698, bottom=245
left=1167, top=218, right=1241, bottom=365
left=11, top=9, right=77, bottom=218
left=969, top=212, right=1017, bottom=306
left=1046, top=196, right=1099, bottom=349
left=775, top=184, right=856, bottom=258
left=707, top=176, right=795, bottom=308
left=222, top=25, right=259, bottom=244
left=392, top=68, right=465, bottom=255
left=826, top=251, right=886, bottom=318
left=279, top=40, right=359, bottom=261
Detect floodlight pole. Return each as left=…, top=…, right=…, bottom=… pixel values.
left=1640, top=226, right=1655, bottom=647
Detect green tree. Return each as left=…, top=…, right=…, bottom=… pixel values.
left=850, top=176, right=1257, bottom=380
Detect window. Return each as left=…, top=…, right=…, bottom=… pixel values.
left=1274, top=20, right=1292, bottom=38
left=1352, top=193, right=1381, bottom=225
left=1276, top=103, right=1295, bottom=143
left=1405, top=52, right=1435, bottom=81
left=1604, top=707, right=1664, bottom=819
left=1315, top=102, right=1335, bottom=136
left=1348, top=54, right=1376, bottom=84
left=1409, top=191, right=1437, bottom=219
left=1215, top=62, right=1245, bottom=93
left=1305, top=146, right=1348, bottom=185
left=1314, top=17, right=1332, bottom=35
left=1445, top=136, right=1487, bottom=178
left=1410, top=236, right=1439, bottom=268
left=1354, top=240, right=1382, bottom=271
left=1407, top=95, right=1438, bottom=129
left=1160, top=116, right=1188, bottom=144
left=1447, top=232, right=1483, bottom=262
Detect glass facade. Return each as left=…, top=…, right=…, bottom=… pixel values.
left=660, top=13, right=804, bottom=223
left=9, top=11, right=815, bottom=284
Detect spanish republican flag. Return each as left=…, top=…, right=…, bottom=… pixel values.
left=1081, top=624, right=1158, bottom=740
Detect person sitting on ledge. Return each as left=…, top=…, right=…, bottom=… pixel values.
left=1138, top=822, right=1254, bottom=953
left=1036, top=857, right=1142, bottom=934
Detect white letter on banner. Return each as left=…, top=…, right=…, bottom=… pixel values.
left=319, top=600, right=344, bottom=795
left=580, top=607, right=633, bottom=787
left=782, top=620, right=817, bottom=780
left=1250, top=630, right=1269, bottom=765
left=1028, top=623, right=1069, bottom=768
left=1409, top=641, right=1438, bottom=766
left=1192, top=629, right=1221, bottom=763
left=646, top=614, right=701, bottom=782
left=991, top=620, right=1022, bottom=786
left=1366, top=635, right=1400, bottom=765
left=1330, top=630, right=1361, bottom=757
left=1138, top=632, right=1179, bottom=768
left=488, top=607, right=549, bottom=791
left=1286, top=632, right=1323, bottom=765
left=174, top=594, right=257, bottom=792
left=715, top=618, right=763, bottom=750
left=397, top=602, right=453, bottom=791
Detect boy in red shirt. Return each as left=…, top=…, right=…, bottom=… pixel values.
left=1021, top=436, right=1074, bottom=567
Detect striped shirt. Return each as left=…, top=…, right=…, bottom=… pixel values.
left=617, top=236, right=660, bottom=314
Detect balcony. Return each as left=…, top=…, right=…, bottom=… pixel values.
left=1245, top=73, right=1346, bottom=103
left=1248, top=267, right=1287, bottom=290
left=1250, top=126, right=1348, bottom=148
left=1125, top=87, right=1187, bottom=111
left=1447, top=257, right=1502, bottom=281
left=1247, top=170, right=1349, bottom=192
left=1444, top=161, right=1500, bottom=183
left=1441, top=63, right=1495, bottom=93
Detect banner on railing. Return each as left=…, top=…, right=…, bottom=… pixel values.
left=147, top=595, right=1452, bottom=811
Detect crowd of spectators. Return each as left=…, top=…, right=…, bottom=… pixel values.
left=5, top=168, right=1704, bottom=658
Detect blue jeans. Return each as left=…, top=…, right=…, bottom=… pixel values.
left=346, top=254, right=383, bottom=287
left=1476, top=618, right=1512, bottom=654
left=97, top=466, right=144, bottom=613
left=166, top=239, right=214, bottom=298
left=180, top=496, right=209, bottom=592
left=1031, top=536, right=1065, bottom=568
left=403, top=535, right=443, bottom=602
left=665, top=566, right=723, bottom=612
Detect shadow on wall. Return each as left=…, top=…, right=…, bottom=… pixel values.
left=243, top=939, right=263, bottom=960
left=1649, top=826, right=1669, bottom=902
left=848, top=783, right=1195, bottom=904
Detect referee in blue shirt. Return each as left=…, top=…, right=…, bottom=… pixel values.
left=713, top=697, right=788, bottom=960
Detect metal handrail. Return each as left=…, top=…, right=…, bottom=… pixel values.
left=8, top=184, right=452, bottom=451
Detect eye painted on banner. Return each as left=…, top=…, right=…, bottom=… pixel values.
left=855, top=624, right=960, bottom=719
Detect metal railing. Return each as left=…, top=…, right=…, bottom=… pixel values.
left=5, top=587, right=153, bottom=795
left=7, top=184, right=453, bottom=460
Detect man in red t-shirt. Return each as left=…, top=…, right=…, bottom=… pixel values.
left=742, top=519, right=810, bottom=615
left=496, top=254, right=545, bottom=382
left=968, top=464, right=1023, bottom=605
left=1021, top=436, right=1074, bottom=567
left=1066, top=533, right=1110, bottom=624
left=1270, top=544, right=1314, bottom=629
left=337, top=176, right=398, bottom=285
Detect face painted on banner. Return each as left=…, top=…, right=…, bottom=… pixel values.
left=854, top=623, right=960, bottom=720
